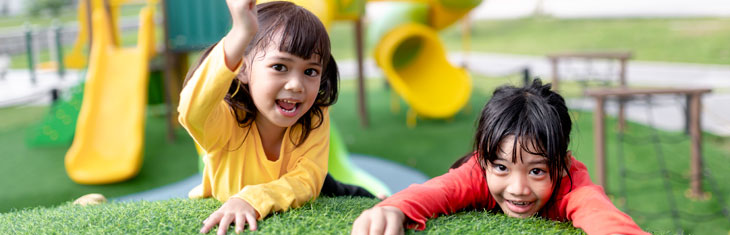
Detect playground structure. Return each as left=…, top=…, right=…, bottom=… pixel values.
left=369, top=0, right=478, bottom=127
left=41, top=0, right=481, bottom=193
left=64, top=0, right=134, bottom=69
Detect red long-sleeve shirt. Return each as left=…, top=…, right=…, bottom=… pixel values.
left=377, top=154, right=649, bottom=235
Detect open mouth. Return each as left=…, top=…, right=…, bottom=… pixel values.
left=505, top=200, right=534, bottom=213
left=276, top=99, right=300, bottom=116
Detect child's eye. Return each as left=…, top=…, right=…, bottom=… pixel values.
left=304, top=68, right=319, bottom=77
left=493, top=164, right=508, bottom=172
left=529, top=168, right=546, bottom=176
left=272, top=64, right=287, bottom=72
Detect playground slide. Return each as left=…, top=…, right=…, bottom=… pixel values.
left=371, top=0, right=479, bottom=121
left=65, top=6, right=155, bottom=184
left=328, top=124, right=391, bottom=196
left=375, top=22, right=471, bottom=119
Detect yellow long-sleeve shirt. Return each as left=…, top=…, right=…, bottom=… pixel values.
left=177, top=40, right=329, bottom=219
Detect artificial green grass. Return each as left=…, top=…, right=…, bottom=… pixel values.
left=0, top=197, right=585, bottom=234
left=0, top=105, right=199, bottom=213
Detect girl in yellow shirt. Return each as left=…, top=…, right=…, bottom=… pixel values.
left=178, top=1, right=373, bottom=234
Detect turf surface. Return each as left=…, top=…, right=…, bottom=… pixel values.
left=0, top=197, right=586, bottom=234
left=0, top=105, right=199, bottom=213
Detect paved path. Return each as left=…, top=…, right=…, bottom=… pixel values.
left=0, top=69, right=82, bottom=106
left=114, top=154, right=429, bottom=202
left=337, top=53, right=730, bottom=137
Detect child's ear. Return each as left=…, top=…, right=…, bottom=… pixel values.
left=236, top=62, right=250, bottom=84
left=561, top=151, right=573, bottom=177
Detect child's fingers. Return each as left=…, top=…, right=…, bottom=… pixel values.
left=384, top=216, right=403, bottom=235
left=245, top=212, right=257, bottom=231
left=369, top=215, right=386, bottom=235
left=217, top=213, right=234, bottom=235
left=234, top=213, right=245, bottom=234
left=351, top=213, right=371, bottom=235
left=200, top=213, right=223, bottom=234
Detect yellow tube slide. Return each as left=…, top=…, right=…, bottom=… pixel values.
left=65, top=6, right=155, bottom=184
left=375, top=23, right=471, bottom=119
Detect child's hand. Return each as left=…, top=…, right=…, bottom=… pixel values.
left=351, top=206, right=406, bottom=235
left=226, top=0, right=258, bottom=37
left=223, top=0, right=258, bottom=70
left=200, top=197, right=260, bottom=235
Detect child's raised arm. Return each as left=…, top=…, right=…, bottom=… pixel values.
left=223, top=0, right=258, bottom=70
left=177, top=0, right=258, bottom=151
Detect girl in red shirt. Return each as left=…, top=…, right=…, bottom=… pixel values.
left=352, top=79, right=649, bottom=235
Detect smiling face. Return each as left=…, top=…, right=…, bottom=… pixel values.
left=240, top=40, right=323, bottom=131
left=485, top=135, right=554, bottom=218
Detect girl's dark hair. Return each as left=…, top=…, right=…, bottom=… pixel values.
left=473, top=79, right=572, bottom=216
left=184, top=1, right=338, bottom=146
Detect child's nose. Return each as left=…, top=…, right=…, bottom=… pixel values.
left=284, top=75, right=304, bottom=93
left=506, top=174, right=532, bottom=196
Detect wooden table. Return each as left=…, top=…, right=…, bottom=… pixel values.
left=584, top=87, right=712, bottom=197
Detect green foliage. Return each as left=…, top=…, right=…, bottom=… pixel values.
left=0, top=197, right=583, bottom=234
left=26, top=0, right=73, bottom=17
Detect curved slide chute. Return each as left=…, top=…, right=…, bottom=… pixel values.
left=65, top=6, right=155, bottom=184
left=370, top=0, right=480, bottom=125
left=375, top=22, right=471, bottom=119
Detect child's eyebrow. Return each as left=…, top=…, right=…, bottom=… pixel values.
left=527, top=158, right=548, bottom=165
left=272, top=56, right=295, bottom=62
left=271, top=56, right=322, bottom=67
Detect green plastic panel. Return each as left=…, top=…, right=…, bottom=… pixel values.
left=164, top=0, right=231, bottom=52
left=366, top=1, right=428, bottom=48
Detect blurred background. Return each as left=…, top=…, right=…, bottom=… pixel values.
left=0, top=0, right=729, bottom=234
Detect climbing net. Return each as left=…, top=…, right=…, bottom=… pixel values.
left=610, top=95, right=730, bottom=234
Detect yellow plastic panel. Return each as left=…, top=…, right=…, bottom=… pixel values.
left=259, top=0, right=336, bottom=28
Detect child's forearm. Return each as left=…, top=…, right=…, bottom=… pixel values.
left=223, top=29, right=252, bottom=71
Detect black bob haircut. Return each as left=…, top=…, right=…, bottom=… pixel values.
left=474, top=79, right=573, bottom=215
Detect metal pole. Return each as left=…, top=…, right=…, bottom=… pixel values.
left=522, top=67, right=531, bottom=87
left=54, top=20, right=65, bottom=78
left=25, top=23, right=36, bottom=85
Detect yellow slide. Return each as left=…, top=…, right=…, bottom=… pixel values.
left=65, top=6, right=155, bottom=184
left=374, top=22, right=471, bottom=120
left=371, top=0, right=479, bottom=125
